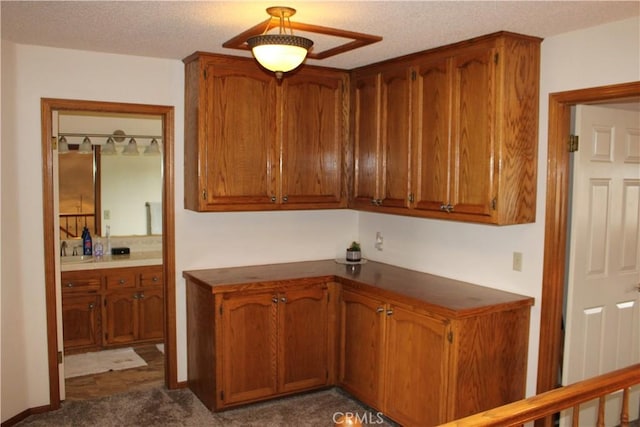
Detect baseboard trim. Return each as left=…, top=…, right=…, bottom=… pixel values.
left=1, top=404, right=53, bottom=427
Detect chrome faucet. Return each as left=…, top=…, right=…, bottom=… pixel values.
left=60, top=241, right=67, bottom=257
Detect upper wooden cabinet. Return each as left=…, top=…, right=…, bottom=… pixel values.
left=351, top=32, right=541, bottom=224
left=183, top=53, right=348, bottom=212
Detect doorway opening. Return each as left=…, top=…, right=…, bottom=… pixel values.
left=536, top=82, right=640, bottom=427
left=41, top=99, right=177, bottom=409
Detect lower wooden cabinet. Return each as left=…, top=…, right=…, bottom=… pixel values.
left=339, top=288, right=450, bottom=426
left=184, top=260, right=532, bottom=426
left=339, top=285, right=530, bottom=425
left=62, top=265, right=164, bottom=352
left=188, top=281, right=334, bottom=410
left=62, top=293, right=101, bottom=351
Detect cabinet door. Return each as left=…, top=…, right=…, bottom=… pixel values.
left=384, top=305, right=450, bottom=426
left=379, top=66, right=411, bottom=208
left=278, top=286, right=329, bottom=393
left=450, top=46, right=496, bottom=217
left=62, top=293, right=101, bottom=351
left=281, top=70, right=346, bottom=208
left=203, top=62, right=278, bottom=209
left=352, top=73, right=380, bottom=208
left=105, top=290, right=138, bottom=345
left=220, top=292, right=278, bottom=405
left=339, top=289, right=386, bottom=408
left=413, top=55, right=452, bottom=213
left=138, top=288, right=164, bottom=341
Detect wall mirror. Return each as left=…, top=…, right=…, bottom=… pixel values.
left=57, top=111, right=163, bottom=238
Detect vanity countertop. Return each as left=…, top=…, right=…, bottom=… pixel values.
left=60, top=251, right=162, bottom=272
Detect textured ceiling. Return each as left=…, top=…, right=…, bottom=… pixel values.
left=2, top=1, right=639, bottom=69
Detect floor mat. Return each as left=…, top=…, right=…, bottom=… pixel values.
left=64, top=347, right=147, bottom=379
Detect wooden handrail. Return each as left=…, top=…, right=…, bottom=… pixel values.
left=439, top=364, right=640, bottom=427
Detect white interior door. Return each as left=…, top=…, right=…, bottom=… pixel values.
left=562, top=104, right=640, bottom=426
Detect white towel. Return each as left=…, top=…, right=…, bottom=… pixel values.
left=146, top=202, right=162, bottom=235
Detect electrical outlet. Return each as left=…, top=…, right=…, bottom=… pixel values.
left=104, top=209, right=111, bottom=220
left=513, top=252, right=523, bottom=272
left=375, top=232, right=384, bottom=251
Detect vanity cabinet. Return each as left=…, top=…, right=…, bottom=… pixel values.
left=61, top=265, right=164, bottom=352
left=187, top=280, right=334, bottom=410
left=183, top=52, right=348, bottom=212
left=350, top=31, right=541, bottom=224
left=104, top=266, right=164, bottom=346
left=61, top=270, right=103, bottom=353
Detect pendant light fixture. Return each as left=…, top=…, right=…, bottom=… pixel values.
left=78, top=136, right=93, bottom=154
left=144, top=138, right=161, bottom=155
left=122, top=137, right=139, bottom=156
left=58, top=136, right=70, bottom=154
left=101, top=137, right=117, bottom=155
left=246, top=6, right=313, bottom=80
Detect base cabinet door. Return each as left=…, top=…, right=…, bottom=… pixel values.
left=339, top=289, right=386, bottom=408
left=220, top=292, right=278, bottom=405
left=105, top=290, right=138, bottom=345
left=278, top=286, right=329, bottom=393
left=384, top=305, right=450, bottom=426
left=138, top=288, right=164, bottom=341
left=62, top=293, right=101, bottom=351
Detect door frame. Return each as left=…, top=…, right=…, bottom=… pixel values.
left=41, top=98, right=178, bottom=409
left=536, top=81, right=640, bottom=413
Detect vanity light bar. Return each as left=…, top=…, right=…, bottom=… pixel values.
left=58, top=132, right=163, bottom=140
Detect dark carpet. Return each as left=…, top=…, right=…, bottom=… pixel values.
left=17, top=387, right=397, bottom=426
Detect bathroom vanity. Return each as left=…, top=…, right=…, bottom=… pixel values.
left=61, top=252, right=163, bottom=353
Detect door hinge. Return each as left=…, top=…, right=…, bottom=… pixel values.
left=447, top=331, right=453, bottom=343
left=58, top=351, right=63, bottom=364
left=569, top=135, right=579, bottom=152
left=491, top=198, right=497, bottom=211
left=494, top=53, right=499, bottom=64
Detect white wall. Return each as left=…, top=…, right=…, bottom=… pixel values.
left=1, top=15, right=638, bottom=422
left=358, top=16, right=640, bottom=397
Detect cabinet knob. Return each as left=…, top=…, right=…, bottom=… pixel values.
left=386, top=309, right=394, bottom=316
left=272, top=296, right=278, bottom=303
left=152, top=276, right=159, bottom=282
left=271, top=196, right=277, bottom=203
left=376, top=307, right=384, bottom=313
left=88, top=303, right=95, bottom=310
left=280, top=297, right=287, bottom=303
left=66, top=282, right=74, bottom=288
left=282, top=195, right=288, bottom=203
left=139, top=293, right=145, bottom=299
left=119, top=279, right=126, bottom=285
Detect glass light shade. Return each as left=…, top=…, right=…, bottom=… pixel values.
left=122, top=138, right=139, bottom=156
left=144, top=138, right=161, bottom=155
left=101, top=137, right=117, bottom=155
left=78, top=136, right=93, bottom=154
left=247, top=34, right=313, bottom=75
left=58, top=136, right=69, bottom=154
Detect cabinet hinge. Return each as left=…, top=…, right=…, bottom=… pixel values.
left=494, top=53, right=499, bottom=64
left=411, top=70, right=416, bottom=81
left=202, top=189, right=207, bottom=200
left=568, top=135, right=579, bottom=152
left=220, top=391, right=224, bottom=400
left=203, top=69, right=207, bottom=80
left=58, top=351, right=63, bottom=364
left=447, top=331, right=453, bottom=343
left=408, top=193, right=415, bottom=203
left=219, top=304, right=223, bottom=316
left=491, top=198, right=497, bottom=211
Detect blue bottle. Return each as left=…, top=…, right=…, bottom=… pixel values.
left=82, top=226, right=92, bottom=256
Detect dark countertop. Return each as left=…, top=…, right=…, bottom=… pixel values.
left=183, top=259, right=534, bottom=319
